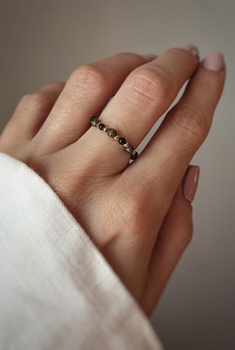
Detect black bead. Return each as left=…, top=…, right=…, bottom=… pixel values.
left=131, top=151, right=138, bottom=160
left=98, top=123, right=105, bottom=130
left=90, top=116, right=99, bottom=126
left=118, top=137, right=126, bottom=145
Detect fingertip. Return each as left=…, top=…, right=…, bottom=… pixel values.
left=181, top=44, right=200, bottom=59
left=202, top=51, right=225, bottom=73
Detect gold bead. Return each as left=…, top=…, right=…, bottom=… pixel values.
left=103, top=127, right=108, bottom=132
left=114, top=135, right=120, bottom=141
left=124, top=143, right=129, bottom=148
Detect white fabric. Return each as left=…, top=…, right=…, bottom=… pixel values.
left=0, top=153, right=163, bottom=350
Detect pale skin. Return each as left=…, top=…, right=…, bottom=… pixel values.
left=0, top=46, right=225, bottom=315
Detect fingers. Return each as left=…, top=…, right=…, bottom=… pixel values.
left=131, top=52, right=225, bottom=210
left=0, top=82, right=65, bottom=149
left=36, top=52, right=149, bottom=153
left=75, top=46, right=199, bottom=174
left=102, top=45, right=199, bottom=146
left=141, top=166, right=200, bottom=314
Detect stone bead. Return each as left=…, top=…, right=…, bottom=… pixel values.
left=125, top=145, right=134, bottom=154
left=118, top=137, right=126, bottom=145
left=98, top=123, right=105, bottom=130
left=106, top=128, right=117, bottom=138
left=131, top=151, right=138, bottom=160
left=90, top=116, right=99, bottom=126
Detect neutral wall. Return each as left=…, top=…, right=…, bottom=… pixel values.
left=1, top=1, right=234, bottom=349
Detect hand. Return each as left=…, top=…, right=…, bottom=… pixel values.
left=0, top=46, right=225, bottom=314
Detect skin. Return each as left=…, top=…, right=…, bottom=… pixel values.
left=0, top=48, right=225, bottom=315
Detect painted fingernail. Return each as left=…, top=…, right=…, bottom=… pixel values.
left=183, top=166, right=200, bottom=203
left=182, top=44, right=199, bottom=58
left=142, top=54, right=158, bottom=62
left=202, top=51, right=224, bottom=72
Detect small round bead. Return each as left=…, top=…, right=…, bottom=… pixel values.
left=106, top=128, right=117, bottom=138
left=119, top=137, right=126, bottom=145
left=90, top=116, right=99, bottom=126
left=124, top=143, right=130, bottom=148
left=125, top=145, right=134, bottom=154
left=131, top=151, right=138, bottom=160
left=98, top=123, right=105, bottom=130
left=103, top=127, right=108, bottom=132
left=114, top=135, right=120, bottom=141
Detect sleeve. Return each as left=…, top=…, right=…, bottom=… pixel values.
left=0, top=153, right=163, bottom=350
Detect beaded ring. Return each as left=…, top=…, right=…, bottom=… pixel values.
left=90, top=116, right=138, bottom=161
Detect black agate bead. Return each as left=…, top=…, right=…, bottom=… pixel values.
left=131, top=151, right=138, bottom=160
left=98, top=123, right=105, bottom=130
left=118, top=137, right=126, bottom=145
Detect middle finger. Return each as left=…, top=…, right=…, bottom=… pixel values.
left=80, top=45, right=199, bottom=173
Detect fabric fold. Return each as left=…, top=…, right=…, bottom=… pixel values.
left=0, top=153, right=163, bottom=350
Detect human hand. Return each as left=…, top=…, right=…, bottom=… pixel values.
left=0, top=46, right=225, bottom=314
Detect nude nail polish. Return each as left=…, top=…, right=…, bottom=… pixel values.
left=182, top=44, right=199, bottom=58
left=202, top=51, right=224, bottom=72
left=183, top=166, right=200, bottom=203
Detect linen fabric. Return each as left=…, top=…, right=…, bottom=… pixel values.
left=0, top=153, right=163, bottom=350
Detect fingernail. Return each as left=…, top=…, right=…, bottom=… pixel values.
left=202, top=51, right=224, bottom=72
left=183, top=166, right=200, bottom=203
left=182, top=44, right=199, bottom=58
left=142, top=54, right=158, bottom=62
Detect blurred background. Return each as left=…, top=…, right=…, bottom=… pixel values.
left=0, top=0, right=234, bottom=349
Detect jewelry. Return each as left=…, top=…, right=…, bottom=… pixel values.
left=90, top=116, right=138, bottom=160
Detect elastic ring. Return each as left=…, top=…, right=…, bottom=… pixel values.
left=90, top=116, right=138, bottom=161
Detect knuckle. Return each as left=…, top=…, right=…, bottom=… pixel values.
left=169, top=106, right=210, bottom=143
left=120, top=189, right=153, bottom=233
left=173, top=219, right=193, bottom=251
left=70, top=64, right=107, bottom=92
left=127, top=67, right=171, bottom=104
left=165, top=202, right=194, bottom=252
left=127, top=195, right=144, bottom=219
left=120, top=193, right=142, bottom=228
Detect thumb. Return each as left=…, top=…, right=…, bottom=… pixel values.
left=141, top=165, right=200, bottom=315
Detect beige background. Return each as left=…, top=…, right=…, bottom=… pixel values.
left=0, top=0, right=234, bottom=349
